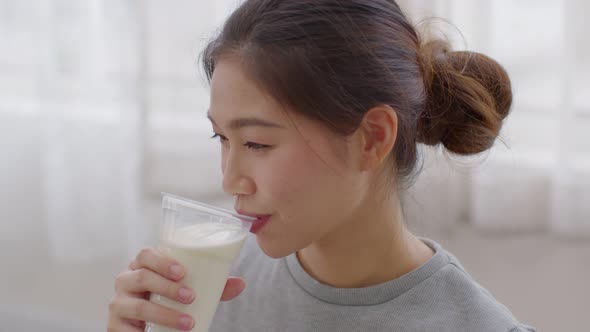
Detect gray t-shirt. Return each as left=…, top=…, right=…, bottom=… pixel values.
left=211, top=235, right=536, bottom=331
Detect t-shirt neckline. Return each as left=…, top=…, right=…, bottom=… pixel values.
left=284, top=238, right=449, bottom=306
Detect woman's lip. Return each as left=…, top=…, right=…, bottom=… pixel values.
left=235, top=209, right=271, bottom=219
left=235, top=210, right=271, bottom=233
left=249, top=216, right=271, bottom=234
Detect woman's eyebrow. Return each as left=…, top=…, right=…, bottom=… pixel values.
left=207, top=112, right=285, bottom=130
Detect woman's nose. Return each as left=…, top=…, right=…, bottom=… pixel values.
left=221, top=153, right=256, bottom=196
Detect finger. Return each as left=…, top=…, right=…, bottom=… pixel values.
left=110, top=296, right=194, bottom=331
left=125, top=318, right=145, bottom=329
left=131, top=247, right=185, bottom=281
left=128, top=255, right=137, bottom=270
left=123, top=269, right=194, bottom=304
left=221, top=277, right=246, bottom=301
left=107, top=311, right=145, bottom=332
left=108, top=321, right=144, bottom=332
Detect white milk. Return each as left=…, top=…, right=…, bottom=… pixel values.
left=146, top=222, right=248, bottom=332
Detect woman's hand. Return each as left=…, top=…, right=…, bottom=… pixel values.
left=107, top=247, right=246, bottom=331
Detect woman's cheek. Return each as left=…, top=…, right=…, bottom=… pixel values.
left=258, top=165, right=299, bottom=202
left=258, top=142, right=332, bottom=208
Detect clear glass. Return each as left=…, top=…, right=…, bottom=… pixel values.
left=145, top=193, right=255, bottom=332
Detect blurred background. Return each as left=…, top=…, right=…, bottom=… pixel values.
left=0, top=0, right=588, bottom=331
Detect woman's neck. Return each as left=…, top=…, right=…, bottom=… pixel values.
left=296, top=196, right=434, bottom=288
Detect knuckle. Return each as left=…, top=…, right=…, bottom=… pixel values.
left=107, top=322, right=122, bottom=332
left=134, top=300, right=146, bottom=319
left=165, top=281, right=178, bottom=298
left=114, top=271, right=126, bottom=292
left=128, top=259, right=136, bottom=270
left=106, top=319, right=119, bottom=332
left=135, top=269, right=149, bottom=287
left=136, top=247, right=153, bottom=263
left=108, top=296, right=119, bottom=314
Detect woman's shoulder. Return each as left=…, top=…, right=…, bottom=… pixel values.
left=421, top=239, right=536, bottom=332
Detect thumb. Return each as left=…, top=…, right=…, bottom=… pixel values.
left=221, top=277, right=246, bottom=301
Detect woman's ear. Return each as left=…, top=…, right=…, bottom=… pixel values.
left=357, top=105, right=398, bottom=171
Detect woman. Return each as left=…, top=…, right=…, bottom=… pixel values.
left=108, top=0, right=536, bottom=331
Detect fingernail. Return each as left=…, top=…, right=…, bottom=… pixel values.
left=170, top=264, right=184, bottom=278
left=178, top=314, right=194, bottom=331
left=178, top=287, right=194, bottom=302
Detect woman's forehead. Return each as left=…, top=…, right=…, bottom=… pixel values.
left=209, top=58, right=349, bottom=152
left=210, top=59, right=290, bottom=124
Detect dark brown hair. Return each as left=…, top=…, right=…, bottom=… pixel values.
left=201, top=0, right=512, bottom=187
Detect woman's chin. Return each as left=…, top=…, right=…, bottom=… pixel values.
left=255, top=235, right=296, bottom=259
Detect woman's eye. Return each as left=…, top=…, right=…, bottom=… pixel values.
left=244, top=142, right=271, bottom=150
left=211, top=134, right=270, bottom=150
left=210, top=133, right=228, bottom=143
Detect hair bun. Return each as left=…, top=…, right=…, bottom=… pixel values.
left=417, top=40, right=513, bottom=155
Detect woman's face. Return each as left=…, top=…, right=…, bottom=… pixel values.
left=208, top=58, right=368, bottom=258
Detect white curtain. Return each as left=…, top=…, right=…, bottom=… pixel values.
left=0, top=0, right=144, bottom=262
left=0, top=0, right=243, bottom=265
left=399, top=0, right=590, bottom=236
left=1, top=0, right=588, bottom=268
